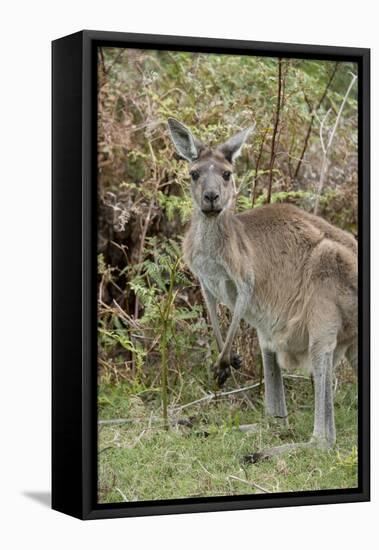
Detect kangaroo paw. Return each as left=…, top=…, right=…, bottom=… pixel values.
left=213, top=353, right=242, bottom=387
left=230, top=353, right=243, bottom=370
left=214, top=364, right=231, bottom=387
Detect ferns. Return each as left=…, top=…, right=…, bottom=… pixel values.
left=98, top=232, right=204, bottom=425
left=157, top=192, right=192, bottom=223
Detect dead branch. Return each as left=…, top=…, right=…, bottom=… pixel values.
left=115, top=487, right=129, bottom=501
left=251, top=128, right=268, bottom=206
left=171, top=381, right=263, bottom=412
left=294, top=62, right=339, bottom=180
left=228, top=475, right=270, bottom=493
left=267, top=58, right=284, bottom=204
left=314, top=72, right=357, bottom=214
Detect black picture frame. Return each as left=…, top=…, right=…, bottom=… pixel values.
left=52, top=30, right=370, bottom=520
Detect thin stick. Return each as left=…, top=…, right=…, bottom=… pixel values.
left=228, top=475, right=270, bottom=494
left=115, top=487, right=129, bottom=502
left=294, top=62, right=339, bottom=179
left=171, top=381, right=262, bottom=412
left=251, top=128, right=268, bottom=206
left=326, top=73, right=357, bottom=151
left=283, top=374, right=310, bottom=381
left=267, top=58, right=283, bottom=204
left=314, top=72, right=357, bottom=214
left=98, top=418, right=137, bottom=426
left=130, top=140, right=160, bottom=373
left=99, top=374, right=310, bottom=426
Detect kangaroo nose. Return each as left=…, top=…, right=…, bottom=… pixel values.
left=204, top=191, right=219, bottom=203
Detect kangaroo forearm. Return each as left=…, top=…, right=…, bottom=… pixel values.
left=211, top=318, right=224, bottom=352
left=201, top=283, right=224, bottom=352
left=207, top=303, right=224, bottom=352
left=219, top=293, right=247, bottom=360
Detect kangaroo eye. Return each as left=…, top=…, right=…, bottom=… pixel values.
left=190, top=170, right=200, bottom=181
left=223, top=171, right=232, bottom=181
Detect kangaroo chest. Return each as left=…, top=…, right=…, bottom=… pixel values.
left=190, top=249, right=238, bottom=309
left=190, top=243, right=306, bottom=354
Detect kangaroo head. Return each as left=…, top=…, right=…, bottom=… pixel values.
left=168, top=118, right=254, bottom=217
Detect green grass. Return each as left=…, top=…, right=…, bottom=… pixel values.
left=98, top=374, right=358, bottom=503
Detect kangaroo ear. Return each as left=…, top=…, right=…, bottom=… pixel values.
left=217, top=124, right=256, bottom=163
left=167, top=118, right=204, bottom=162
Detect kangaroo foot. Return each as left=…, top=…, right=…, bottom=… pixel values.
left=309, top=435, right=334, bottom=450
left=244, top=441, right=313, bottom=464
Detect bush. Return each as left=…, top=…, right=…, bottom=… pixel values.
left=97, top=48, right=358, bottom=405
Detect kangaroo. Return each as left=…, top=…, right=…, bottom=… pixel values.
left=167, top=117, right=358, bottom=460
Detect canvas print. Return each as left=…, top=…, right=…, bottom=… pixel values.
left=97, top=47, right=358, bottom=503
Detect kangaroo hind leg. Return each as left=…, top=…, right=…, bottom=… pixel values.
left=262, top=348, right=288, bottom=423
left=309, top=334, right=337, bottom=448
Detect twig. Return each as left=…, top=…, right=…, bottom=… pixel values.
left=98, top=418, right=137, bottom=426
left=115, top=487, right=129, bottom=502
left=112, top=299, right=140, bottom=329
left=171, top=394, right=214, bottom=411
left=325, top=73, right=357, bottom=152
left=228, top=475, right=270, bottom=494
left=267, top=58, right=283, bottom=204
left=99, top=47, right=106, bottom=75
left=196, top=460, right=217, bottom=479
left=102, top=49, right=125, bottom=76
left=133, top=195, right=155, bottom=321
left=283, top=374, right=310, bottom=381
left=251, top=128, right=268, bottom=206
left=129, top=429, right=147, bottom=448
left=99, top=376, right=309, bottom=426
left=171, top=381, right=262, bottom=412
left=294, top=62, right=339, bottom=179
left=318, top=108, right=331, bottom=155
left=171, top=375, right=309, bottom=413
left=131, top=140, right=160, bottom=373
left=98, top=446, right=114, bottom=454
left=314, top=72, right=357, bottom=214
